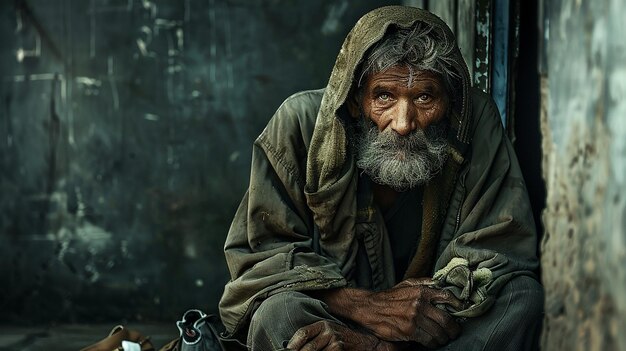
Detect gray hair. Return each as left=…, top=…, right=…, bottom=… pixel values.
left=357, top=23, right=459, bottom=100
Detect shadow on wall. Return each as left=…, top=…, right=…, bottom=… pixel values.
left=0, top=0, right=399, bottom=324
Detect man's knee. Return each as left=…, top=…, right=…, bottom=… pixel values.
left=250, top=291, right=328, bottom=331
left=442, top=276, right=544, bottom=351
left=480, top=275, right=544, bottom=350
left=250, top=291, right=294, bottom=332
left=248, top=291, right=333, bottom=350
left=501, top=275, right=544, bottom=323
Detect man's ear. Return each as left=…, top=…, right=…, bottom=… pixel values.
left=346, top=91, right=360, bottom=119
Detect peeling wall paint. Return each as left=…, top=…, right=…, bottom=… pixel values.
left=473, top=0, right=491, bottom=92
left=540, top=0, right=626, bottom=349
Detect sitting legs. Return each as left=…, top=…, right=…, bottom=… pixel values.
left=437, top=275, right=544, bottom=351
left=248, top=291, right=343, bottom=351
left=248, top=276, right=544, bottom=351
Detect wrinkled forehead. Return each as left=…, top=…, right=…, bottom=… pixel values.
left=361, top=65, right=447, bottom=91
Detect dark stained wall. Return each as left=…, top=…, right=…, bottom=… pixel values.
left=0, top=0, right=400, bottom=324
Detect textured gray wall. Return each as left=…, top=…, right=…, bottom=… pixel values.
left=540, top=0, right=626, bottom=349
left=0, top=0, right=399, bottom=324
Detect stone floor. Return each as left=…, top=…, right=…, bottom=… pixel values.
left=0, top=324, right=178, bottom=350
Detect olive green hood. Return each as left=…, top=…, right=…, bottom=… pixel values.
left=305, top=5, right=472, bottom=242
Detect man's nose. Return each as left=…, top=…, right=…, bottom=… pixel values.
left=392, top=100, right=417, bottom=136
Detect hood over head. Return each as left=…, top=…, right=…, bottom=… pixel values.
left=305, top=6, right=472, bottom=239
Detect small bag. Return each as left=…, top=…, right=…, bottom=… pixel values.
left=160, top=309, right=247, bottom=351
left=175, top=309, right=222, bottom=351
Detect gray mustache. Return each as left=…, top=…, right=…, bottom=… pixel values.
left=353, top=120, right=448, bottom=191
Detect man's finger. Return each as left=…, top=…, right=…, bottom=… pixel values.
left=412, top=326, right=438, bottom=349
left=287, top=328, right=310, bottom=350
left=300, top=338, right=324, bottom=351
left=426, top=305, right=462, bottom=340
left=299, top=328, right=333, bottom=351
left=287, top=323, right=321, bottom=350
left=429, top=289, right=464, bottom=310
left=414, top=312, right=450, bottom=346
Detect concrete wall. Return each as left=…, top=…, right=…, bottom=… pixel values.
left=0, top=0, right=398, bottom=324
left=540, top=0, right=626, bottom=349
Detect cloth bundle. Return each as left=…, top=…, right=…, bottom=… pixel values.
left=432, top=257, right=495, bottom=318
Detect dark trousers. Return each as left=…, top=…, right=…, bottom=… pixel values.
left=247, top=276, right=544, bottom=351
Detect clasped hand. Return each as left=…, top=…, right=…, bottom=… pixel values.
left=287, top=278, right=462, bottom=350
left=363, top=278, right=463, bottom=347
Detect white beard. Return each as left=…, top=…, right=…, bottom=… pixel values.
left=353, top=118, right=449, bottom=191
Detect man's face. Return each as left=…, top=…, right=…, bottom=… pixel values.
left=352, top=65, right=450, bottom=191
left=359, top=65, right=449, bottom=134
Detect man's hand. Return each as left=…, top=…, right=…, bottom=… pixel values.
left=364, top=278, right=462, bottom=348
left=310, top=278, right=463, bottom=348
left=286, top=320, right=396, bottom=351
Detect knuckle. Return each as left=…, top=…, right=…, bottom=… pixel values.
left=294, top=328, right=307, bottom=340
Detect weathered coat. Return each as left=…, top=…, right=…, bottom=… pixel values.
left=218, top=6, right=538, bottom=338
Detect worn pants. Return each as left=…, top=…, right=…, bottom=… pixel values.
left=248, top=276, right=543, bottom=351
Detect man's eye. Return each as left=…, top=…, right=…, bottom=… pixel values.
left=416, top=94, right=431, bottom=102
left=377, top=93, right=391, bottom=101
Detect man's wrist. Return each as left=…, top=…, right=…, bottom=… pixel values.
left=308, top=287, right=373, bottom=324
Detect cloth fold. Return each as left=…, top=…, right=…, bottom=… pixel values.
left=432, top=257, right=495, bottom=318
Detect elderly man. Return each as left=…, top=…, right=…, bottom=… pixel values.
left=219, top=6, right=543, bottom=351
